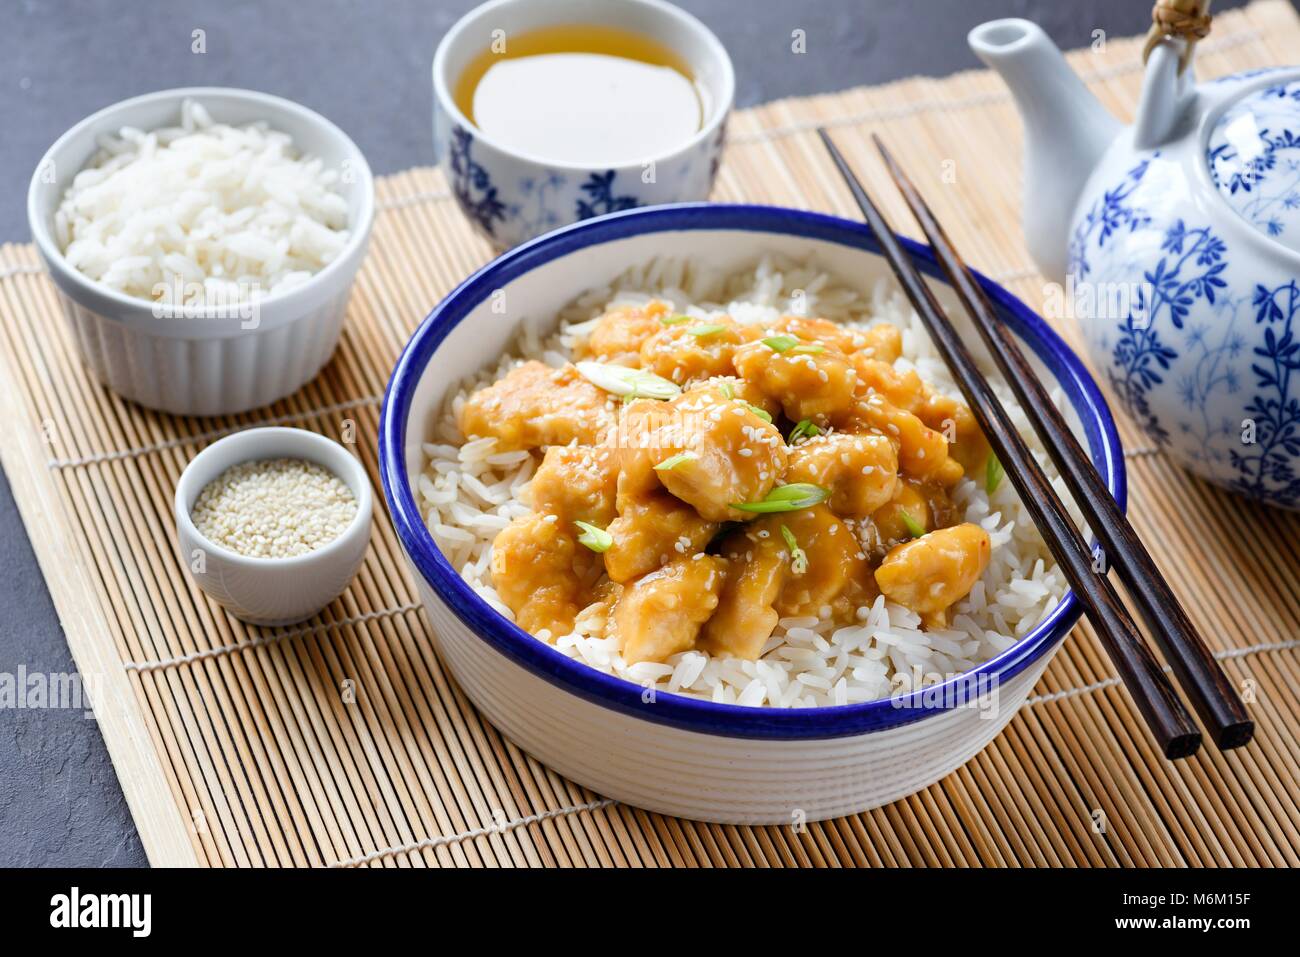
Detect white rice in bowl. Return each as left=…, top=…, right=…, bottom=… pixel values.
left=418, top=256, right=1083, bottom=708
left=55, top=98, right=350, bottom=307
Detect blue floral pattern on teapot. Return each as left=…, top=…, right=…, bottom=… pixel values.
left=972, top=17, right=1300, bottom=509
left=1208, top=81, right=1300, bottom=241
left=1068, top=151, right=1300, bottom=507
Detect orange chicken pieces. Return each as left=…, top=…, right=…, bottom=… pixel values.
left=459, top=361, right=615, bottom=451
left=703, top=506, right=875, bottom=658
left=638, top=315, right=755, bottom=385
left=614, top=555, right=726, bottom=665
left=579, top=300, right=674, bottom=365
left=463, top=306, right=998, bottom=665
left=604, top=491, right=717, bottom=583
left=843, top=391, right=964, bottom=486
left=614, top=387, right=787, bottom=522
left=526, top=445, right=618, bottom=527
left=491, top=513, right=598, bottom=638
left=784, top=432, right=900, bottom=517
left=875, top=523, right=992, bottom=629
left=732, top=338, right=859, bottom=424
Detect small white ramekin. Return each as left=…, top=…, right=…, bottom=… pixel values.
left=175, top=427, right=373, bottom=626
left=28, top=87, right=375, bottom=417
left=432, top=0, right=734, bottom=249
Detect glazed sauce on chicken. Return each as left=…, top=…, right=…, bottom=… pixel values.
left=459, top=302, right=994, bottom=664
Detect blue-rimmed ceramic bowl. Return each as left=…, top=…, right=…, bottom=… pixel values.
left=380, top=203, right=1125, bottom=824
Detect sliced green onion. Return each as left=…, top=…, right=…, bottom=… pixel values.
left=718, top=382, right=735, bottom=400
left=575, top=361, right=680, bottom=401
left=574, top=521, right=613, bottom=553
left=780, top=524, right=808, bottom=576
left=985, top=452, right=1004, bottom=494
left=747, top=403, right=773, bottom=423
left=687, top=323, right=727, bottom=339
left=731, top=483, right=830, bottom=514
left=791, top=343, right=826, bottom=355
left=899, top=509, right=926, bottom=539
left=787, top=419, right=821, bottom=444
left=653, top=451, right=697, bottom=472
left=660, top=314, right=690, bottom=326
left=780, top=524, right=798, bottom=552
left=761, top=335, right=800, bottom=353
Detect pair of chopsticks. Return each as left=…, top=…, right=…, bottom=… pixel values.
left=819, top=129, right=1253, bottom=760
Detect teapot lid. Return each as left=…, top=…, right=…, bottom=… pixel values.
left=1207, top=80, right=1300, bottom=253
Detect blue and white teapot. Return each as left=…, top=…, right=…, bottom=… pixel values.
left=972, top=9, right=1300, bottom=509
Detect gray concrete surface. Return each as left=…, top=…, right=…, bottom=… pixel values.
left=0, top=0, right=1260, bottom=866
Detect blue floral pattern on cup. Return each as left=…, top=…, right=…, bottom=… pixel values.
left=575, top=171, right=638, bottom=221
left=515, top=171, right=568, bottom=238
left=448, top=128, right=507, bottom=238
left=435, top=115, right=727, bottom=250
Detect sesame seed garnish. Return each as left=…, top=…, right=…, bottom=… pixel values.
left=191, top=457, right=357, bottom=559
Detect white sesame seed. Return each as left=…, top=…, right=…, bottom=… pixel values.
left=191, top=457, right=357, bottom=559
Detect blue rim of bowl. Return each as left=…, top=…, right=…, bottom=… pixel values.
left=379, top=203, right=1127, bottom=740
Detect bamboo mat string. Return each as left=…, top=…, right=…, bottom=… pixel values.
left=0, top=0, right=1297, bottom=867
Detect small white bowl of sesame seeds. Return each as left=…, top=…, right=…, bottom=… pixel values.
left=175, top=426, right=373, bottom=626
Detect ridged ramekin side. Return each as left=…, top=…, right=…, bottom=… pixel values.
left=55, top=287, right=350, bottom=417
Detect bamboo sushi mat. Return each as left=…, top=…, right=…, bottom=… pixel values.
left=3, top=0, right=1300, bottom=869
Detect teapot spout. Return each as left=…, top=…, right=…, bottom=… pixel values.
left=969, top=19, right=1121, bottom=282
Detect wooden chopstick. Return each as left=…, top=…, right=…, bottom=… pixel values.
left=818, top=128, right=1202, bottom=760
left=870, top=135, right=1254, bottom=751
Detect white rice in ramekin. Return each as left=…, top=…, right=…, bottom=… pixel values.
left=417, top=257, right=1081, bottom=708
left=55, top=99, right=350, bottom=306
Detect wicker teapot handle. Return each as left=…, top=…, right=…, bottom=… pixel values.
left=1143, top=0, right=1213, bottom=74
